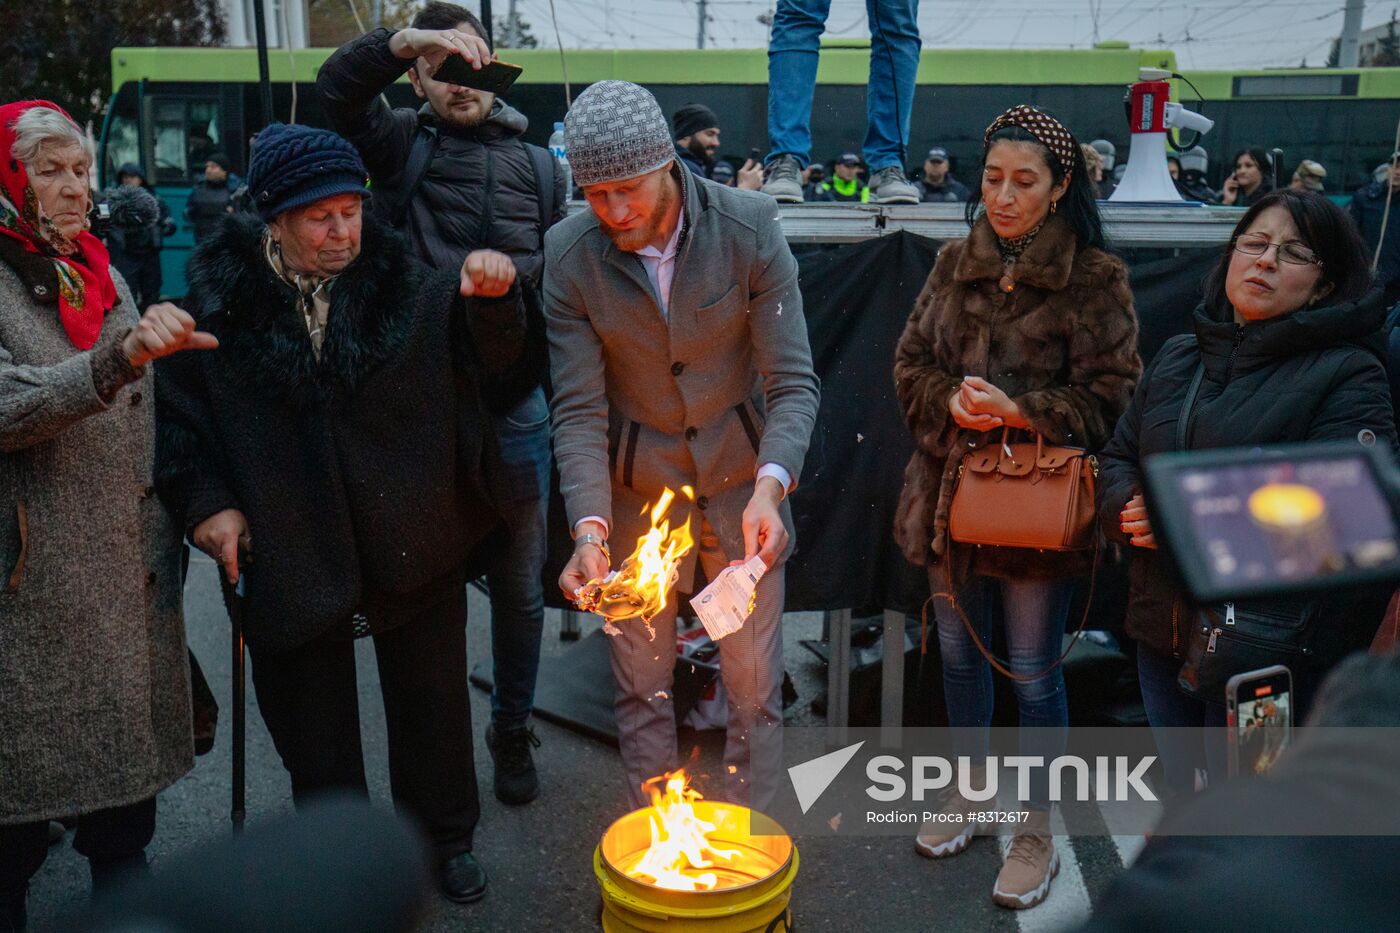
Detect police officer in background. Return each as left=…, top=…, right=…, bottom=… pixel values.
left=914, top=147, right=969, bottom=202
left=817, top=153, right=869, bottom=202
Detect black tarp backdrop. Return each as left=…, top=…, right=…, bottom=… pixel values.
left=542, top=232, right=1219, bottom=618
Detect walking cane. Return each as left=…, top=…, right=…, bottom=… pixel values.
left=226, top=573, right=247, bottom=834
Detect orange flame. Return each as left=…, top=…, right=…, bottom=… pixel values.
left=627, top=770, right=741, bottom=891
left=577, top=487, right=695, bottom=623
left=625, top=487, right=695, bottom=620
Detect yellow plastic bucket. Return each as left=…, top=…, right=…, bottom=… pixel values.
left=594, top=801, right=799, bottom=933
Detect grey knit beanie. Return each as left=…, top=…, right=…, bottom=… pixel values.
left=564, top=81, right=676, bottom=188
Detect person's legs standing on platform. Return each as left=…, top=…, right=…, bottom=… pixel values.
left=763, top=0, right=920, bottom=203
left=762, top=0, right=834, bottom=202
left=861, top=0, right=922, bottom=203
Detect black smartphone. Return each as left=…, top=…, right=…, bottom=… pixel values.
left=432, top=55, right=523, bottom=95
left=1226, top=665, right=1293, bottom=778
left=749, top=147, right=762, bottom=164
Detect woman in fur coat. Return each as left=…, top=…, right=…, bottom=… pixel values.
left=155, top=123, right=524, bottom=905
left=892, top=105, right=1142, bottom=909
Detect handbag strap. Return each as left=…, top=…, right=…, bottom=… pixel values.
left=921, top=535, right=1102, bottom=683
left=1176, top=362, right=1207, bottom=452
left=994, top=428, right=1056, bottom=467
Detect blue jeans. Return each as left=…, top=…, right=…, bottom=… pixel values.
left=1136, top=643, right=1228, bottom=800
left=767, top=0, right=921, bottom=171
left=931, top=574, right=1070, bottom=810
left=486, top=387, right=551, bottom=733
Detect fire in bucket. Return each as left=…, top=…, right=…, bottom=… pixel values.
left=594, top=769, right=799, bottom=932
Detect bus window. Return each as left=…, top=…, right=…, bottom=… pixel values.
left=146, top=98, right=221, bottom=186
left=103, top=106, right=141, bottom=189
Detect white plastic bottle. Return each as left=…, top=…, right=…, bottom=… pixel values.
left=548, top=121, right=573, bottom=202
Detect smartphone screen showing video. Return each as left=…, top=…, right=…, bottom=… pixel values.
left=1234, top=674, right=1291, bottom=777
left=1167, top=450, right=1400, bottom=600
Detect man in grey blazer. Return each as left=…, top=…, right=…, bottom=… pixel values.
left=545, top=81, right=820, bottom=811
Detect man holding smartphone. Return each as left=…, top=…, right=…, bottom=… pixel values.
left=670, top=103, right=763, bottom=190
left=545, top=80, right=820, bottom=811
left=317, top=1, right=565, bottom=809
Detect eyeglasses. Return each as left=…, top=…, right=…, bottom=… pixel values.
left=1233, top=233, right=1323, bottom=267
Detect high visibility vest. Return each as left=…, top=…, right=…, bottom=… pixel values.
left=822, top=175, right=870, bottom=203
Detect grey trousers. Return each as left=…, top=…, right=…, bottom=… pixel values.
left=607, top=520, right=786, bottom=811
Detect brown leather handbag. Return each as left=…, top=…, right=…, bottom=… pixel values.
left=948, top=428, right=1098, bottom=551
left=928, top=428, right=1100, bottom=684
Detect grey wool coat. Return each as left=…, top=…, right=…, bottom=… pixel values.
left=0, top=242, right=192, bottom=825
left=544, top=166, right=820, bottom=588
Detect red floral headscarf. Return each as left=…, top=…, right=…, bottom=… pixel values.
left=0, top=100, right=116, bottom=350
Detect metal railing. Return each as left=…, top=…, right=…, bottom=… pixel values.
left=775, top=201, right=1243, bottom=248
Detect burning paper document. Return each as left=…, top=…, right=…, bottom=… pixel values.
left=692, top=555, right=767, bottom=640
left=573, top=487, right=695, bottom=635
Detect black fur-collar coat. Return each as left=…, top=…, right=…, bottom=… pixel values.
left=893, top=215, right=1142, bottom=582
left=155, top=213, right=525, bottom=653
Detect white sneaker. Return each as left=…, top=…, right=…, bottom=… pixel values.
left=992, top=814, right=1059, bottom=909
left=913, top=780, right=988, bottom=859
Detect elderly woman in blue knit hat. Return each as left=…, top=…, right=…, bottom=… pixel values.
left=155, top=122, right=524, bottom=904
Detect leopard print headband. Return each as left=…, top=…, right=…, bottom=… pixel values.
left=983, top=104, right=1078, bottom=176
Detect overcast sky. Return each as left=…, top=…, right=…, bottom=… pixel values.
left=507, top=0, right=1397, bottom=70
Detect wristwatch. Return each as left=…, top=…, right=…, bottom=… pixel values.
left=575, top=532, right=610, bottom=562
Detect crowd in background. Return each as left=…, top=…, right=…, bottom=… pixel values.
left=86, top=79, right=1400, bottom=312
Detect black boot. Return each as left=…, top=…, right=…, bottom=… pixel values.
left=89, top=853, right=150, bottom=904
left=439, top=852, right=488, bottom=904
left=0, top=885, right=26, bottom=933
left=485, top=724, right=541, bottom=805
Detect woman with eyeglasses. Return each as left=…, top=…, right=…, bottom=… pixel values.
left=1096, top=189, right=1396, bottom=798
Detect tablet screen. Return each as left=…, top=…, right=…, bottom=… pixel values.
left=1171, top=452, right=1400, bottom=593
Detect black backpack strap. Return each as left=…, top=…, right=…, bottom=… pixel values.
left=523, top=141, right=558, bottom=235
left=1176, top=361, right=1207, bottom=451
left=389, top=124, right=438, bottom=228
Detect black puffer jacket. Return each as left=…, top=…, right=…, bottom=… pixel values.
left=317, top=28, right=562, bottom=407
left=154, top=213, right=525, bottom=653
left=1097, top=289, right=1397, bottom=669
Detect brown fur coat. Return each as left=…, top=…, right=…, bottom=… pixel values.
left=893, top=214, right=1141, bottom=581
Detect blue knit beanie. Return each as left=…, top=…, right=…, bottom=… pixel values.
left=247, top=123, right=369, bottom=221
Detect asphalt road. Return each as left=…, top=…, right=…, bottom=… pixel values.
left=26, top=553, right=1136, bottom=932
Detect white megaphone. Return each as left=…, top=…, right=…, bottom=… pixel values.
left=1110, top=70, right=1215, bottom=203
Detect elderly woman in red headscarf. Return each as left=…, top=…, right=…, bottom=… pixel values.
left=0, top=100, right=217, bottom=925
